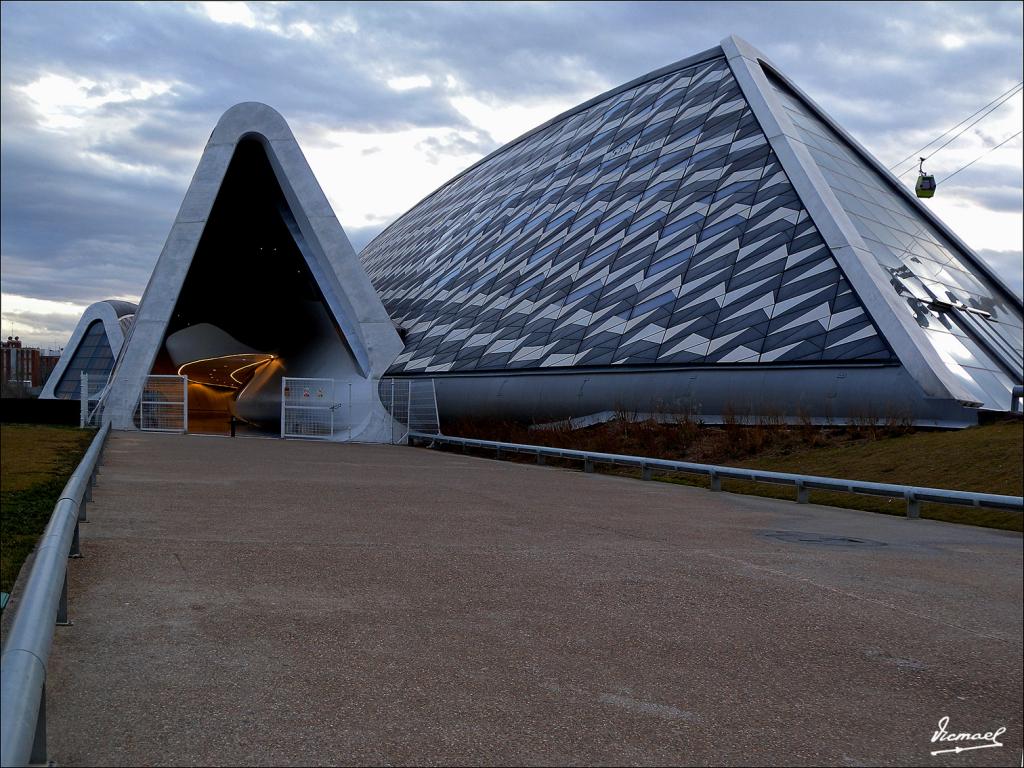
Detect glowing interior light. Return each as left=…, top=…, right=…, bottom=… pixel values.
left=177, top=353, right=275, bottom=389
left=229, top=356, right=275, bottom=384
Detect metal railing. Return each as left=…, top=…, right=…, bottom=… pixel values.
left=1, top=422, right=111, bottom=767
left=409, top=431, right=1024, bottom=518
left=138, top=375, right=188, bottom=433
left=380, top=378, right=440, bottom=444
left=79, top=372, right=109, bottom=427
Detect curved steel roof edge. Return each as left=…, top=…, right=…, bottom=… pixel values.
left=103, top=299, right=139, bottom=318
left=361, top=44, right=725, bottom=252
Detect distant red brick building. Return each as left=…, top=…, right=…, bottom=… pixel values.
left=2, top=336, right=49, bottom=388
left=40, top=351, right=61, bottom=383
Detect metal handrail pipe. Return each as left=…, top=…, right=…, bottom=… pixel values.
left=410, top=431, right=1023, bottom=514
left=0, top=503, right=76, bottom=767
left=0, top=651, right=45, bottom=767
left=57, top=426, right=107, bottom=506
left=0, top=422, right=110, bottom=768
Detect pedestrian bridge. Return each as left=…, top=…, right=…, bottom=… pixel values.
left=11, top=432, right=1024, bottom=764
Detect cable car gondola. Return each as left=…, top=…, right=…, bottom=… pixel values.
left=915, top=157, right=936, bottom=198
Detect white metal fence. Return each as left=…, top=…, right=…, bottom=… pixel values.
left=380, top=378, right=410, bottom=443
left=331, top=380, right=375, bottom=441
left=280, top=377, right=338, bottom=439
left=79, top=372, right=109, bottom=427
left=277, top=376, right=439, bottom=442
left=139, top=375, right=188, bottom=432
left=379, top=378, right=440, bottom=443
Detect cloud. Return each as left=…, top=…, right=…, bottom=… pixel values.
left=301, top=124, right=492, bottom=228
left=952, top=184, right=1024, bottom=214
left=977, top=249, right=1024, bottom=300
left=196, top=1, right=257, bottom=30
left=345, top=225, right=387, bottom=255
left=0, top=294, right=89, bottom=349
left=387, top=74, right=432, bottom=92
left=415, top=130, right=495, bottom=163
left=0, top=0, right=1021, bottom=347
left=449, top=92, right=581, bottom=146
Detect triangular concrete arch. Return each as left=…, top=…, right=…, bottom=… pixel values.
left=105, top=102, right=404, bottom=438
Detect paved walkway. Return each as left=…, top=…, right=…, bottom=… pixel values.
left=47, top=432, right=1022, bottom=766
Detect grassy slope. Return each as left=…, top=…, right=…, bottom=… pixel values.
left=1, top=424, right=94, bottom=593
left=445, top=418, right=1023, bottom=531
left=686, top=421, right=1022, bottom=530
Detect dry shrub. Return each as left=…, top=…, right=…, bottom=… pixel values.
left=443, top=406, right=918, bottom=468
left=796, top=410, right=827, bottom=448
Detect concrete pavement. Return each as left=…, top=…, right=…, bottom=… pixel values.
left=46, top=432, right=1023, bottom=766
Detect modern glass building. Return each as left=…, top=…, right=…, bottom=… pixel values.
left=53, top=36, right=1022, bottom=436
left=359, top=35, right=1022, bottom=426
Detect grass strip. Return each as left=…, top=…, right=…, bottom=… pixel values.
left=1, top=424, right=95, bottom=593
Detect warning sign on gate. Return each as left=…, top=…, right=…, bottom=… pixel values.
left=282, top=377, right=336, bottom=441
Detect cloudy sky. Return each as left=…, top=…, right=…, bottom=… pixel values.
left=1, top=0, right=1021, bottom=348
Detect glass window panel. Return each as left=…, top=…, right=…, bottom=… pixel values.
left=54, top=321, right=113, bottom=399
left=862, top=238, right=903, bottom=271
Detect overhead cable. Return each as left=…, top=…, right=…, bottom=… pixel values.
left=889, top=81, right=1023, bottom=175
left=936, top=130, right=1023, bottom=184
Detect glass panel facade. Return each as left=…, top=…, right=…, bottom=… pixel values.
left=54, top=321, right=115, bottom=399
left=362, top=56, right=893, bottom=373
left=766, top=72, right=1023, bottom=407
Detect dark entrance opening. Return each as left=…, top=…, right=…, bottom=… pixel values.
left=152, top=138, right=357, bottom=435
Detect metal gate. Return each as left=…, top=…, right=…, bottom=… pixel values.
left=281, top=377, right=346, bottom=440
left=379, top=378, right=440, bottom=443
left=331, top=380, right=360, bottom=441
left=140, top=375, right=188, bottom=432
left=279, top=377, right=437, bottom=442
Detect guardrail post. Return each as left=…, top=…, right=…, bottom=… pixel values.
left=536, top=451, right=545, bottom=465
left=796, top=481, right=809, bottom=504
left=30, top=685, right=47, bottom=765
left=70, top=523, right=82, bottom=558
left=495, top=446, right=502, bottom=460
left=906, top=492, right=920, bottom=519
left=710, top=471, right=721, bottom=492
left=641, top=463, right=652, bottom=481
left=584, top=457, right=595, bottom=473
left=56, top=573, right=71, bottom=626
